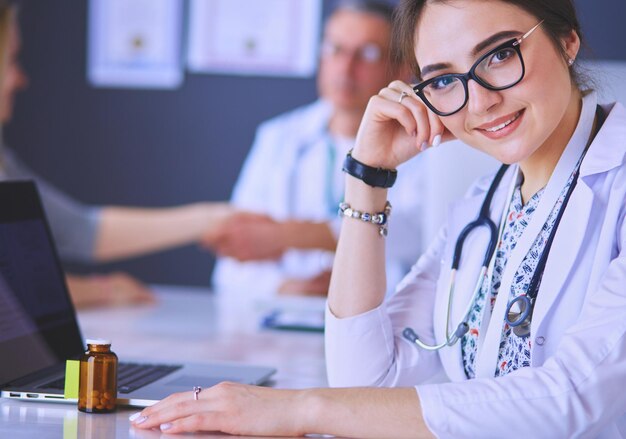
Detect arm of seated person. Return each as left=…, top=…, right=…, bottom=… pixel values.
left=94, top=203, right=234, bottom=262
left=130, top=383, right=432, bottom=438
left=65, top=272, right=156, bottom=309
left=203, top=211, right=336, bottom=261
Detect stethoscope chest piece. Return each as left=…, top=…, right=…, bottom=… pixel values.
left=505, top=295, right=533, bottom=338
left=402, top=105, right=606, bottom=351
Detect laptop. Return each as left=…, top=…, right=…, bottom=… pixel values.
left=0, top=180, right=276, bottom=407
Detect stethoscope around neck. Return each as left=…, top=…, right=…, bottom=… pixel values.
left=403, top=105, right=606, bottom=351
left=402, top=164, right=509, bottom=351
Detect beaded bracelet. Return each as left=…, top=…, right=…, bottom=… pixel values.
left=338, top=201, right=392, bottom=237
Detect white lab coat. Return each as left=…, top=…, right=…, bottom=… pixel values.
left=325, top=93, right=626, bottom=438
left=212, top=100, right=426, bottom=297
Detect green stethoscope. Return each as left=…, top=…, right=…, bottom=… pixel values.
left=325, top=138, right=340, bottom=216
left=289, top=133, right=346, bottom=218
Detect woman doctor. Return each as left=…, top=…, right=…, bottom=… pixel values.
left=132, top=0, right=626, bottom=437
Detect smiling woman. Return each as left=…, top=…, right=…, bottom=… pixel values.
left=131, top=0, right=626, bottom=437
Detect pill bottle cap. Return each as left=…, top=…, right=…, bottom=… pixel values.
left=86, top=338, right=111, bottom=346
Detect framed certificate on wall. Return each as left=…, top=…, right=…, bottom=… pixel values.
left=187, top=0, right=322, bottom=78
left=88, top=0, right=184, bottom=89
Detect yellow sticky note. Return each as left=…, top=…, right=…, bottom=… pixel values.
left=64, top=359, right=80, bottom=399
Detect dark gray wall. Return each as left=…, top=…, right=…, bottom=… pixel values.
left=5, top=0, right=625, bottom=286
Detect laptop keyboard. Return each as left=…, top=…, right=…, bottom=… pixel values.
left=43, top=362, right=182, bottom=394
left=116, top=363, right=182, bottom=393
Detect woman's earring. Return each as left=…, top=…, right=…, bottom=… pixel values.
left=567, top=58, right=575, bottom=66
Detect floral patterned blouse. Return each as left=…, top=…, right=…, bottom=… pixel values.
left=461, top=170, right=575, bottom=379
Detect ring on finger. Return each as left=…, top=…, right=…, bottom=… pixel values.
left=193, top=386, right=202, bottom=401
left=398, top=91, right=408, bottom=103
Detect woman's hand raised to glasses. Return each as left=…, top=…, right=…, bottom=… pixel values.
left=352, top=80, right=454, bottom=169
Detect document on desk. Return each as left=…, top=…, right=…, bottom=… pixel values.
left=257, top=296, right=326, bottom=332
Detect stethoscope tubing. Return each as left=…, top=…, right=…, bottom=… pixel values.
left=404, top=165, right=510, bottom=351
left=404, top=105, right=606, bottom=350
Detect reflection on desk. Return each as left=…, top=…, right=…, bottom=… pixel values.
left=1, top=285, right=327, bottom=439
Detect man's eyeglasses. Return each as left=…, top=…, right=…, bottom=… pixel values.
left=321, top=41, right=383, bottom=64
left=413, top=21, right=543, bottom=117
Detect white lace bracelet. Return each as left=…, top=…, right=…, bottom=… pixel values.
left=338, top=201, right=392, bottom=237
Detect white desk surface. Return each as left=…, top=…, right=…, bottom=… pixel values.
left=1, top=285, right=328, bottom=438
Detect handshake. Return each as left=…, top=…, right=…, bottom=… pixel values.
left=200, top=204, right=335, bottom=296
left=68, top=203, right=335, bottom=310
left=201, top=205, right=295, bottom=262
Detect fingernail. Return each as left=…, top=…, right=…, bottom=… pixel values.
left=432, top=134, right=442, bottom=147
left=160, top=423, right=173, bottom=431
left=129, top=412, right=142, bottom=422
left=134, top=416, right=148, bottom=425
left=420, top=141, right=428, bottom=151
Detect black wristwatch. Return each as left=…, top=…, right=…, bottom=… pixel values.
left=342, top=150, right=397, bottom=188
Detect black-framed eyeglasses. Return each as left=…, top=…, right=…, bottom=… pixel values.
left=413, top=21, right=543, bottom=117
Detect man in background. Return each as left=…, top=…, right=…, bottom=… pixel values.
left=210, top=0, right=425, bottom=297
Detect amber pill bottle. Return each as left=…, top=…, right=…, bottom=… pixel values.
left=78, top=339, right=118, bottom=413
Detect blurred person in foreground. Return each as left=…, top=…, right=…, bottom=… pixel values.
left=0, top=1, right=234, bottom=308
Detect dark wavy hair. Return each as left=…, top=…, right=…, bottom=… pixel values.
left=392, top=0, right=585, bottom=86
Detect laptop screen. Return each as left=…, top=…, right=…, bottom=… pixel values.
left=0, top=181, right=83, bottom=386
